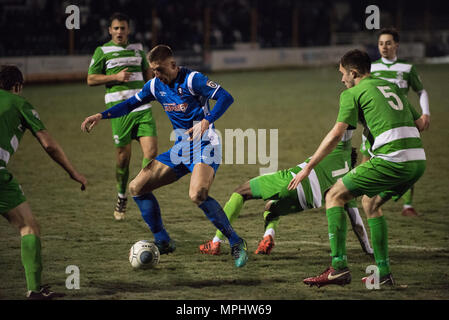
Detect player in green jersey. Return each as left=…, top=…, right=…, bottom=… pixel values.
left=290, top=50, right=426, bottom=288
left=199, top=131, right=373, bottom=256
left=361, top=28, right=430, bottom=217
left=87, top=13, right=157, bottom=221
left=0, top=65, right=87, bottom=299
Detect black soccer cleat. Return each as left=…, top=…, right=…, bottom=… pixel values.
left=362, top=273, right=396, bottom=287
left=154, top=239, right=176, bottom=255
left=26, top=284, right=65, bottom=300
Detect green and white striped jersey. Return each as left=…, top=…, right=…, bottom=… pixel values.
left=338, top=76, right=425, bottom=163
left=370, top=57, right=424, bottom=95
left=291, top=130, right=355, bottom=209
left=88, top=40, right=151, bottom=111
left=0, top=89, right=46, bottom=168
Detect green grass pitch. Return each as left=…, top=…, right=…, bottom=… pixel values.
left=1, top=64, right=448, bottom=300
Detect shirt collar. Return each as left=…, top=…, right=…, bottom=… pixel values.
left=381, top=56, right=397, bottom=64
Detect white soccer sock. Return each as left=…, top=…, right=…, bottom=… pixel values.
left=118, top=193, right=127, bottom=199
left=213, top=236, right=224, bottom=243
left=403, top=204, right=413, bottom=209
left=263, top=228, right=275, bottom=239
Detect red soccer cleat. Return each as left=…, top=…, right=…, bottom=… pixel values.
left=254, top=235, right=275, bottom=255
left=401, top=207, right=418, bottom=217
left=199, top=240, right=221, bottom=255
left=303, top=266, right=352, bottom=288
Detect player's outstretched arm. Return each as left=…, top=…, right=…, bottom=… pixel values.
left=35, top=130, right=87, bottom=190
left=288, top=122, right=348, bottom=190
left=81, top=113, right=102, bottom=133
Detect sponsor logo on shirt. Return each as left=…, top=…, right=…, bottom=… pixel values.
left=163, top=103, right=188, bottom=112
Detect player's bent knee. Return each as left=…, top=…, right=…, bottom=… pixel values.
left=233, top=181, right=252, bottom=200
left=129, top=179, right=144, bottom=197
left=264, top=202, right=272, bottom=211
left=190, top=188, right=208, bottom=205
left=325, top=181, right=351, bottom=207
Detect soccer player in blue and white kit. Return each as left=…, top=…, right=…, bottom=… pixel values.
left=81, top=45, right=248, bottom=267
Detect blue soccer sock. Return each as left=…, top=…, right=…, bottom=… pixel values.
left=133, top=193, right=170, bottom=243
left=199, top=196, right=241, bottom=246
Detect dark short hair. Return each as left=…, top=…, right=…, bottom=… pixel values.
left=0, top=65, right=24, bottom=91
left=340, top=49, right=371, bottom=75
left=378, top=27, right=400, bottom=43
left=109, top=12, right=130, bottom=26
left=148, top=45, right=173, bottom=63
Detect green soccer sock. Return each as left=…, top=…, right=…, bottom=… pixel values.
left=263, top=210, right=280, bottom=234
left=215, top=193, right=244, bottom=241
left=142, top=157, right=152, bottom=169
left=21, top=234, right=43, bottom=292
left=326, top=206, right=348, bottom=270
left=401, top=187, right=413, bottom=206
left=116, top=166, right=129, bottom=196
left=368, top=216, right=390, bottom=277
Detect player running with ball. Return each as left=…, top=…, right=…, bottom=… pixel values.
left=81, top=45, right=248, bottom=268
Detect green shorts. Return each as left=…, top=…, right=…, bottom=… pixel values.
left=342, top=157, right=426, bottom=201
left=111, top=108, right=157, bottom=147
left=249, top=167, right=302, bottom=215
left=0, top=169, right=26, bottom=215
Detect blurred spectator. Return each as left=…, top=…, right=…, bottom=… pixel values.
left=0, top=0, right=447, bottom=57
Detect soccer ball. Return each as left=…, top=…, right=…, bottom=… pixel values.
left=129, top=240, right=160, bottom=269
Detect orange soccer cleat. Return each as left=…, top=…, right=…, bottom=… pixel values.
left=199, top=240, right=221, bottom=255
left=254, top=235, right=275, bottom=255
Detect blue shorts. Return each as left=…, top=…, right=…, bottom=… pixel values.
left=155, top=139, right=221, bottom=180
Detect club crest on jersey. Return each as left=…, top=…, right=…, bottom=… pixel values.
left=177, top=87, right=183, bottom=96
left=206, top=80, right=218, bottom=88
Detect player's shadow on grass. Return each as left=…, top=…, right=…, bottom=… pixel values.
left=171, top=278, right=262, bottom=289
left=87, top=280, right=159, bottom=295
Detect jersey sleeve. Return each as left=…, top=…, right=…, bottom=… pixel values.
left=191, top=72, right=221, bottom=99
left=19, top=100, right=46, bottom=134
left=337, top=90, right=358, bottom=129
left=88, top=47, right=105, bottom=75
left=409, top=65, right=424, bottom=92
left=135, top=79, right=156, bottom=104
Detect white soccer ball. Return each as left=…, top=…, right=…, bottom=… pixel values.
left=129, top=240, right=160, bottom=269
